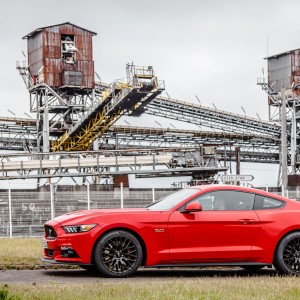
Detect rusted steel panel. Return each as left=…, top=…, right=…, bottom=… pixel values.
left=288, top=174, right=300, bottom=186
left=85, top=76, right=95, bottom=89
left=44, top=58, right=63, bottom=73
left=43, top=45, right=61, bottom=59
left=43, top=31, right=61, bottom=59
left=76, top=34, right=93, bottom=61
left=26, top=23, right=94, bottom=88
left=113, top=175, right=129, bottom=188
left=77, top=61, right=94, bottom=76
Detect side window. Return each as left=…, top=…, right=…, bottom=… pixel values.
left=192, top=190, right=255, bottom=211
left=254, top=195, right=285, bottom=210
left=61, top=35, right=76, bottom=64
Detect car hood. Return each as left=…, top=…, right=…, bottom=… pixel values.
left=50, top=208, right=149, bottom=225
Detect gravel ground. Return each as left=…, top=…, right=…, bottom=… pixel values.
left=0, top=267, right=277, bottom=284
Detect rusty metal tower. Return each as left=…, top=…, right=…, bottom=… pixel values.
left=17, top=22, right=98, bottom=153
left=258, top=48, right=300, bottom=191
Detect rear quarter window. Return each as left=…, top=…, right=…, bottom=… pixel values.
left=254, top=194, right=285, bottom=210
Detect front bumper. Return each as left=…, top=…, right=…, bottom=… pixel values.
left=42, top=220, right=100, bottom=265
left=40, top=257, right=91, bottom=266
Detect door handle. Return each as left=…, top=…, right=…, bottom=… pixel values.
left=238, top=219, right=255, bottom=224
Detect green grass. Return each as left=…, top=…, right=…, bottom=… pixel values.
left=0, top=238, right=42, bottom=270
left=2, top=239, right=300, bottom=299
left=2, top=277, right=300, bottom=300
left=0, top=238, right=79, bottom=270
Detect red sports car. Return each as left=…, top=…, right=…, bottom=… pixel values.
left=42, top=185, right=300, bottom=277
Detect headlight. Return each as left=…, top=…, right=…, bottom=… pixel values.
left=62, top=224, right=97, bottom=233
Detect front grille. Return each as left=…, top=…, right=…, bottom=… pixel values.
left=45, top=225, right=57, bottom=239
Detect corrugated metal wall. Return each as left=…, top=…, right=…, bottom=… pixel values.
left=27, top=33, right=43, bottom=77
left=268, top=54, right=291, bottom=93
left=27, top=23, right=95, bottom=89
left=268, top=50, right=300, bottom=93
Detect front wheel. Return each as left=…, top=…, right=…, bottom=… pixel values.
left=93, top=230, right=143, bottom=277
left=274, top=232, right=300, bottom=275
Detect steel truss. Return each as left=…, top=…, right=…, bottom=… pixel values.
left=0, top=148, right=227, bottom=181
left=52, top=64, right=164, bottom=151
left=0, top=118, right=280, bottom=163
left=143, top=96, right=280, bottom=137
left=0, top=117, right=37, bottom=151
left=257, top=78, right=300, bottom=177
left=98, top=125, right=279, bottom=164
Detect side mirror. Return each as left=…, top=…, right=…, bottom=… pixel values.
left=182, top=202, right=202, bottom=213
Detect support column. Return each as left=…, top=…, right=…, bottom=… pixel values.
left=235, top=146, right=241, bottom=185
left=8, top=186, right=12, bottom=238
left=50, top=183, right=56, bottom=219
left=120, top=182, right=124, bottom=209
left=281, top=90, right=288, bottom=195
left=291, top=101, right=297, bottom=174
left=43, top=92, right=49, bottom=153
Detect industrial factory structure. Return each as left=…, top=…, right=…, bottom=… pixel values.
left=0, top=21, right=296, bottom=191
left=258, top=48, right=300, bottom=190
left=2, top=22, right=300, bottom=237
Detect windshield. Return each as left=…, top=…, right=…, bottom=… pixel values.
left=147, top=188, right=199, bottom=210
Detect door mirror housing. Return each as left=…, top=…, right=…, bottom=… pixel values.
left=182, top=202, right=202, bottom=213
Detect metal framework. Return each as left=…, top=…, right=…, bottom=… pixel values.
left=0, top=148, right=226, bottom=181
left=13, top=61, right=284, bottom=184
left=143, top=96, right=280, bottom=137
left=17, top=61, right=99, bottom=152
left=0, top=117, right=280, bottom=164
left=257, top=78, right=300, bottom=183
left=52, top=64, right=164, bottom=151
left=0, top=117, right=37, bottom=151
left=99, top=125, right=280, bottom=163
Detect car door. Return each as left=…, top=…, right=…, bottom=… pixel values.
left=168, top=190, right=261, bottom=263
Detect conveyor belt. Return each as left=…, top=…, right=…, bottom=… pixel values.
left=143, top=96, right=280, bottom=137
left=52, top=65, right=164, bottom=151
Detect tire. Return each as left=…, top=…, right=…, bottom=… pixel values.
left=93, top=230, right=143, bottom=277
left=79, top=265, right=98, bottom=273
left=274, top=231, right=300, bottom=275
left=240, top=265, right=263, bottom=273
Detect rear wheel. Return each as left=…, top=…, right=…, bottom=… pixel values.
left=274, top=232, right=300, bottom=275
left=93, top=230, right=142, bottom=277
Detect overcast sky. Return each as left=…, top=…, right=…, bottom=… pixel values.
left=0, top=0, right=300, bottom=123
left=1, top=0, right=298, bottom=186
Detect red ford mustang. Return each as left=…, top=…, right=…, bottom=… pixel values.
left=42, top=185, right=300, bottom=277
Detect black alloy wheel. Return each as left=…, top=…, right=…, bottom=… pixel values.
left=274, top=232, right=300, bottom=275
left=94, top=230, right=143, bottom=277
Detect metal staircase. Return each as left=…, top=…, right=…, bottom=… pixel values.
left=52, top=64, right=165, bottom=151
left=16, top=61, right=33, bottom=89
